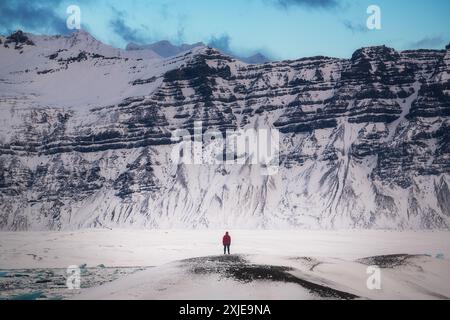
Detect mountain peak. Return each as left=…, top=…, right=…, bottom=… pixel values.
left=357, top=45, right=397, bottom=54
left=68, top=29, right=99, bottom=43
left=351, top=45, right=399, bottom=61
left=5, top=30, right=35, bottom=46
left=240, top=52, right=271, bottom=64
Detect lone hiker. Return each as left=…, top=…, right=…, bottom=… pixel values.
left=223, top=232, right=231, bottom=255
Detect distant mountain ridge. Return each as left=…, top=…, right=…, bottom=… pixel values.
left=126, top=40, right=204, bottom=58
left=126, top=39, right=271, bottom=64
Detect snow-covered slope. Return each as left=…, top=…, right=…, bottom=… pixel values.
left=0, top=31, right=449, bottom=230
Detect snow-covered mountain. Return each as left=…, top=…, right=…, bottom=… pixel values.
left=0, top=30, right=449, bottom=231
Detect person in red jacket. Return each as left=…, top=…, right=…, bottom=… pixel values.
left=222, top=232, right=231, bottom=255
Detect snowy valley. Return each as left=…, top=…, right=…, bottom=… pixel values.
left=0, top=230, right=449, bottom=300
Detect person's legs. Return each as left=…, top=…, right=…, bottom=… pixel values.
left=224, top=245, right=226, bottom=255
left=227, top=245, right=230, bottom=255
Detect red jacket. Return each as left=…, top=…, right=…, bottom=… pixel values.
left=223, top=233, right=231, bottom=246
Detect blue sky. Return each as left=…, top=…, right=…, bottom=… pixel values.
left=0, top=0, right=449, bottom=60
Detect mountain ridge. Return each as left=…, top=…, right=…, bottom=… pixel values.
left=125, top=38, right=271, bottom=64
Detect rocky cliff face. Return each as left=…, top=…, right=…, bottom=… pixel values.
left=0, top=31, right=449, bottom=230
